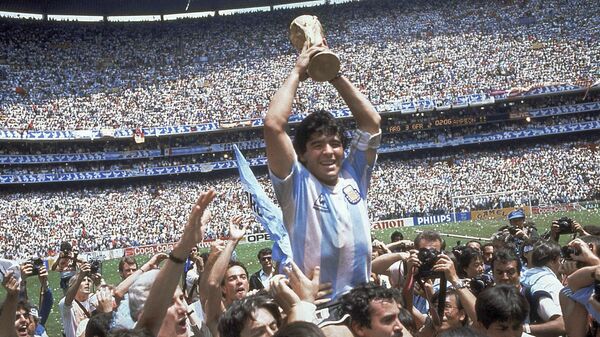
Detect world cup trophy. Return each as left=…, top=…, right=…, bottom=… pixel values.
left=289, top=15, right=340, bottom=82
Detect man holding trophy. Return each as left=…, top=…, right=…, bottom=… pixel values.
left=264, top=15, right=381, bottom=332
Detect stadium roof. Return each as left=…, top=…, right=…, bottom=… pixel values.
left=0, top=0, right=317, bottom=17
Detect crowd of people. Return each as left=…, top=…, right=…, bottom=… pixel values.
left=1, top=1, right=599, bottom=337
left=4, top=193, right=600, bottom=337
left=0, top=0, right=597, bottom=130
left=0, top=138, right=597, bottom=260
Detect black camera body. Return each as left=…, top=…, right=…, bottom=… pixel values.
left=557, top=217, right=575, bottom=235
left=29, top=258, right=44, bottom=276
left=89, top=259, right=102, bottom=275
left=561, top=246, right=581, bottom=259
left=417, top=248, right=442, bottom=278
left=469, top=274, right=494, bottom=295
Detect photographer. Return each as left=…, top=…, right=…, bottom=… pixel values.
left=520, top=241, right=565, bottom=336
left=19, top=260, right=52, bottom=336
left=504, top=210, right=540, bottom=252
left=58, top=262, right=100, bottom=337
left=560, top=237, right=600, bottom=337
left=51, top=242, right=80, bottom=295
left=547, top=217, right=589, bottom=242
left=403, top=231, right=446, bottom=314
left=414, top=254, right=477, bottom=337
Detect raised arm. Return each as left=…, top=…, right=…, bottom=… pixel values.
left=0, top=272, right=19, bottom=337
left=64, top=262, right=90, bottom=306
left=264, top=43, right=326, bottom=179
left=113, top=253, right=168, bottom=301
left=137, top=190, right=215, bottom=336
left=205, top=216, right=248, bottom=336
left=330, top=74, right=381, bottom=164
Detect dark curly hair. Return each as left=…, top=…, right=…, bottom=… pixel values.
left=476, top=285, right=529, bottom=329
left=293, top=110, right=346, bottom=157
left=218, top=293, right=282, bottom=337
left=341, top=282, right=398, bottom=329
left=491, top=248, right=522, bottom=272
left=221, top=260, right=249, bottom=286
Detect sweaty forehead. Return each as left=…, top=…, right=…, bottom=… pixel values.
left=307, top=132, right=341, bottom=143
left=226, top=265, right=247, bottom=277
left=418, top=239, right=442, bottom=250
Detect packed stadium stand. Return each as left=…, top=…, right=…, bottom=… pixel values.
left=0, top=0, right=599, bottom=259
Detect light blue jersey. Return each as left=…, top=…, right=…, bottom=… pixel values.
left=271, top=143, right=373, bottom=299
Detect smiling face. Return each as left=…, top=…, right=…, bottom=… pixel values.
left=299, top=132, right=344, bottom=186
left=222, top=265, right=249, bottom=305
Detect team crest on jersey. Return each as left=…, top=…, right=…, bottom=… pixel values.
left=343, top=185, right=361, bottom=204
left=313, top=193, right=330, bottom=212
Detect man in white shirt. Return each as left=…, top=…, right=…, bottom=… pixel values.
left=58, top=263, right=97, bottom=337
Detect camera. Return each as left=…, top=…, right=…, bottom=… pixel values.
left=556, top=217, right=575, bottom=235
left=89, top=259, right=102, bottom=274
left=28, top=258, right=44, bottom=276
left=508, top=227, right=519, bottom=236
left=417, top=248, right=441, bottom=278
left=60, top=241, right=73, bottom=253
left=561, top=246, right=581, bottom=259
left=469, top=274, right=494, bottom=295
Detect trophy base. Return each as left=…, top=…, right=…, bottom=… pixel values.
left=308, top=51, right=340, bottom=82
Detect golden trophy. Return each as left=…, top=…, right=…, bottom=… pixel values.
left=289, top=15, right=340, bottom=82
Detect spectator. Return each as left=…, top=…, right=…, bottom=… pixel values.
left=249, top=248, right=274, bottom=291
left=341, top=282, right=413, bottom=337
left=519, top=241, right=565, bottom=336
left=474, top=285, right=530, bottom=337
